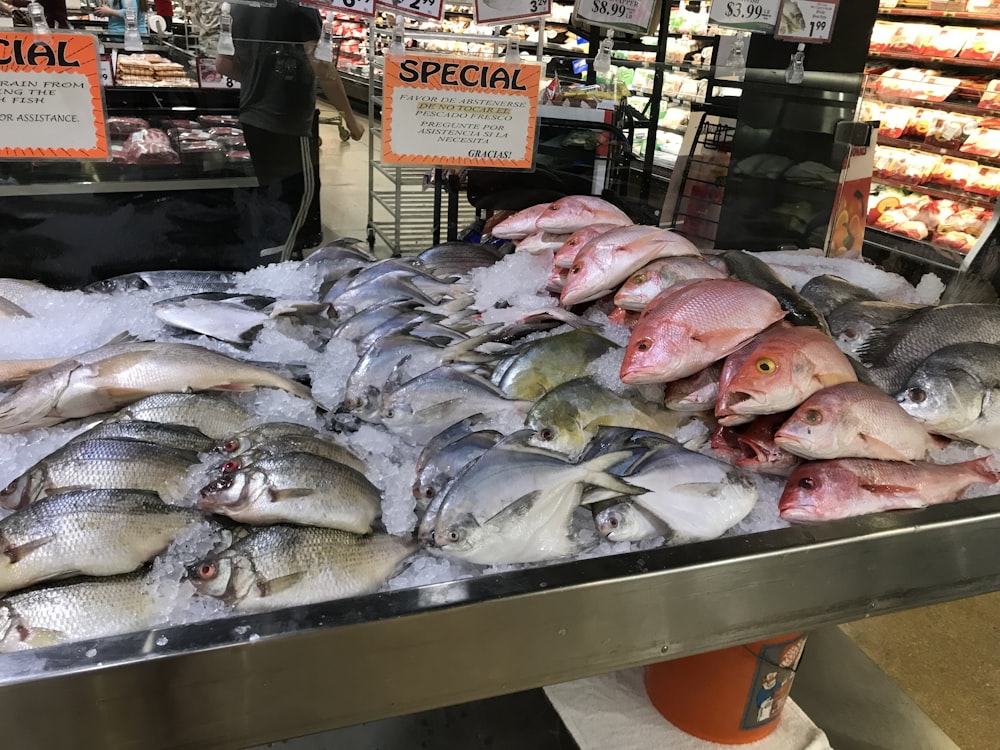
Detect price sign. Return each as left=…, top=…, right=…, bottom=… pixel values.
left=474, top=0, right=550, bottom=26
left=300, top=0, right=375, bottom=18
left=708, top=0, right=781, bottom=34
left=775, top=0, right=839, bottom=43
left=197, top=57, right=240, bottom=89
left=572, top=0, right=656, bottom=35
left=375, top=0, right=444, bottom=22
left=99, top=53, right=114, bottom=87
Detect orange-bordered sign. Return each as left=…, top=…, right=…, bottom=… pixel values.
left=382, top=53, right=540, bottom=170
left=0, top=31, right=109, bottom=160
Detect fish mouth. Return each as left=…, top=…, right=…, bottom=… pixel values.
left=716, top=390, right=758, bottom=415
left=619, top=366, right=664, bottom=385
left=777, top=503, right=817, bottom=522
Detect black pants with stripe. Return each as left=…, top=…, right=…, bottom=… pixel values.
left=243, top=113, right=322, bottom=259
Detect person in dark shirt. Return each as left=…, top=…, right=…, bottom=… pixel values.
left=215, top=0, right=363, bottom=260
left=0, top=0, right=69, bottom=28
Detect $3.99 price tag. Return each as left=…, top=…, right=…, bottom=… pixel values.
left=775, top=0, right=839, bottom=43
left=375, top=0, right=444, bottom=22
left=473, top=0, right=550, bottom=26
left=708, top=0, right=781, bottom=33
left=572, top=0, right=655, bottom=34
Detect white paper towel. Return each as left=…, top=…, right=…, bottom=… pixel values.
left=544, top=668, right=833, bottom=750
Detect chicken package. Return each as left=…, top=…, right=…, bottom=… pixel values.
left=919, top=26, right=975, bottom=58
left=886, top=23, right=937, bottom=55
left=928, top=156, right=978, bottom=190
left=878, top=105, right=916, bottom=139
left=936, top=231, right=977, bottom=253
left=960, top=122, right=1000, bottom=158
left=959, top=29, right=1000, bottom=62
left=979, top=80, right=1000, bottom=110
left=924, top=113, right=980, bottom=149
left=968, top=166, right=1000, bottom=198
left=939, top=207, right=992, bottom=236
left=869, top=21, right=898, bottom=53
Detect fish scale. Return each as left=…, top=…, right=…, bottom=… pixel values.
left=112, top=392, right=253, bottom=439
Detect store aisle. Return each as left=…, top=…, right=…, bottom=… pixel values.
left=316, top=103, right=374, bottom=248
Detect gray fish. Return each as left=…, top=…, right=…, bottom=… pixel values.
left=213, top=422, right=319, bottom=455
left=0, top=570, right=156, bottom=652
left=111, top=392, right=253, bottom=439
left=799, top=274, right=879, bottom=318
left=331, top=302, right=423, bottom=348
left=198, top=452, right=381, bottom=533
left=302, top=242, right=375, bottom=285
left=413, top=430, right=502, bottom=508
left=379, top=366, right=529, bottom=445
left=415, top=242, right=505, bottom=277
left=722, top=250, right=831, bottom=334
left=356, top=312, right=466, bottom=357
left=858, top=304, right=1000, bottom=393
left=83, top=270, right=237, bottom=294
left=189, top=525, right=414, bottom=613
left=215, top=433, right=366, bottom=475
left=828, top=301, right=925, bottom=359
left=0, top=490, right=201, bottom=594
left=70, top=420, right=215, bottom=453
left=153, top=293, right=276, bottom=345
left=895, top=343, right=1000, bottom=448
left=326, top=274, right=442, bottom=317
left=663, top=365, right=721, bottom=412
left=595, top=502, right=671, bottom=542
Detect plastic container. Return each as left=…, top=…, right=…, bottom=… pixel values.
left=645, top=633, right=808, bottom=744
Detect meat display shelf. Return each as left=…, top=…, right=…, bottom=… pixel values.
left=873, top=175, right=998, bottom=209
left=864, top=223, right=966, bottom=270
left=2, top=495, right=1000, bottom=749
left=877, top=135, right=1000, bottom=170
left=877, top=7, right=1000, bottom=22
left=869, top=50, right=1000, bottom=70
left=862, top=86, right=1000, bottom=118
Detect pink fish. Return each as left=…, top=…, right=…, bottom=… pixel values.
left=620, top=279, right=786, bottom=385
left=491, top=203, right=551, bottom=239
left=516, top=231, right=571, bottom=254
left=614, top=257, right=727, bottom=312
left=775, top=382, right=939, bottom=462
left=709, top=414, right=801, bottom=477
left=608, top=306, right=640, bottom=329
left=561, top=228, right=701, bottom=306
left=535, top=196, right=632, bottom=233
left=716, top=326, right=857, bottom=424
left=779, top=457, right=999, bottom=522
left=663, top=364, right=721, bottom=412
left=546, top=266, right=568, bottom=294
left=553, top=224, right=621, bottom=269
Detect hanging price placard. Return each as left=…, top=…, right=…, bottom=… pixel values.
left=300, top=0, right=375, bottom=18
left=775, top=0, right=839, bottom=43
left=375, top=0, right=444, bottom=22
left=197, top=58, right=241, bottom=89
left=708, top=0, right=780, bottom=34
left=572, top=0, right=656, bottom=35
left=99, top=53, right=114, bottom=87
left=474, top=0, right=550, bottom=26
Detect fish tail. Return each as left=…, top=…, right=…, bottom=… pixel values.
left=580, top=450, right=646, bottom=499
left=443, top=335, right=507, bottom=364
left=968, top=456, right=1000, bottom=484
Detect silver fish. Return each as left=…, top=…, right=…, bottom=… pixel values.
left=0, top=438, right=199, bottom=510
left=83, top=270, right=237, bottom=294
left=356, top=312, right=466, bottom=357
left=111, top=392, right=253, bottom=439
left=198, top=452, right=381, bottom=533
left=189, top=525, right=414, bottom=613
left=413, top=430, right=502, bottom=508
left=215, top=433, right=366, bottom=475
left=828, top=301, right=924, bottom=359
left=326, top=274, right=443, bottom=317
left=69, top=420, right=215, bottom=453
left=0, top=570, right=156, bottom=652
left=302, top=242, right=375, bottom=284
left=331, top=302, right=424, bottom=348
left=798, top=275, right=878, bottom=318
left=415, top=242, right=505, bottom=277
left=0, top=490, right=201, bottom=593
left=0, top=295, right=31, bottom=319
left=595, top=502, right=672, bottom=542
left=213, top=422, right=319, bottom=455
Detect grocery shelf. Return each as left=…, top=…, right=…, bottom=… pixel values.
left=869, top=50, right=1000, bottom=71
left=2, top=495, right=1000, bottom=749
left=873, top=176, right=998, bottom=210
left=863, top=86, right=1000, bottom=118
left=877, top=136, right=1000, bottom=170
left=877, top=7, right=1000, bottom=22
left=864, top=224, right=965, bottom=269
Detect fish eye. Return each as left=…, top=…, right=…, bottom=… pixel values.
left=424, top=487, right=435, bottom=499
left=0, top=481, right=16, bottom=496
left=756, top=358, right=777, bottom=374
left=220, top=439, right=239, bottom=453
left=632, top=273, right=647, bottom=284
left=221, top=460, right=241, bottom=473
left=608, top=516, right=619, bottom=528
left=843, top=328, right=858, bottom=340
left=798, top=476, right=817, bottom=491
left=571, top=264, right=582, bottom=275
left=196, top=562, right=217, bottom=580
left=446, top=528, right=462, bottom=543
left=384, top=408, right=395, bottom=419
left=539, top=428, right=554, bottom=441
left=907, top=387, right=926, bottom=404
left=803, top=409, right=823, bottom=425
left=635, top=338, right=653, bottom=352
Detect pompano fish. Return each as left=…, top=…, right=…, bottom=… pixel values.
left=594, top=444, right=758, bottom=543
left=595, top=502, right=671, bottom=542
left=214, top=422, right=318, bottom=454
left=775, top=383, right=937, bottom=461
left=0, top=570, right=156, bottom=652
left=331, top=302, right=425, bottom=347
left=525, top=377, right=699, bottom=458
left=415, top=242, right=505, bottom=277
left=799, top=275, right=878, bottom=317
left=299, top=242, right=374, bottom=283
left=553, top=224, right=620, bottom=269
left=198, top=452, right=381, bottom=533
left=779, top=457, right=999, bottom=522
left=491, top=328, right=618, bottom=401
left=111, top=392, right=252, bottom=439
left=356, top=312, right=466, bottom=357
left=0, top=490, right=201, bottom=594
left=613, top=257, right=726, bottom=312
left=215, top=433, right=365, bottom=475
left=535, top=196, right=632, bottom=233
left=0, top=341, right=310, bottom=433
left=895, top=343, right=1000, bottom=448
left=380, top=367, right=529, bottom=445
left=83, top=270, right=237, bottom=294
left=620, top=279, right=786, bottom=384
left=715, top=325, right=857, bottom=423
left=1, top=438, right=198, bottom=510
left=721, top=251, right=830, bottom=334
left=663, top=365, right=721, bottom=412
left=858, top=304, right=1000, bottom=393
left=413, top=430, right=502, bottom=507
left=491, top=203, right=552, bottom=239
left=325, top=274, right=444, bottom=317
left=828, top=301, right=924, bottom=359
left=560, top=227, right=700, bottom=306
left=516, top=231, right=571, bottom=255
left=69, top=419, right=215, bottom=453
left=189, top=525, right=414, bottom=613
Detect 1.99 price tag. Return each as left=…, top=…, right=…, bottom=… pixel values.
left=376, top=0, right=444, bottom=22
left=708, top=0, right=780, bottom=33
left=775, top=0, right=839, bottom=43
left=573, top=0, right=655, bottom=34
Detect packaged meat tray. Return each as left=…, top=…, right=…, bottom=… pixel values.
left=870, top=21, right=898, bottom=53
left=177, top=139, right=224, bottom=154
left=106, top=117, right=149, bottom=138
left=226, top=150, right=252, bottom=163
left=886, top=24, right=939, bottom=55
left=207, top=127, right=243, bottom=138
left=878, top=105, right=916, bottom=139
left=960, top=122, right=1000, bottom=158
left=980, top=80, right=1000, bottom=111
left=918, top=26, right=975, bottom=58
left=959, top=29, right=1000, bottom=62
left=968, top=165, right=1000, bottom=197
left=216, top=135, right=247, bottom=150
left=198, top=115, right=240, bottom=128
left=928, top=155, right=979, bottom=189
left=167, top=129, right=213, bottom=142
left=122, top=128, right=180, bottom=165
left=924, top=112, right=981, bottom=149
left=158, top=119, right=201, bottom=130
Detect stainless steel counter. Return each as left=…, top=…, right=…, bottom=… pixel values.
left=3, top=494, right=1000, bottom=750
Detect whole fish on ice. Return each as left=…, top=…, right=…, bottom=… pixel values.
left=535, top=196, right=632, bottom=234
left=110, top=392, right=253, bottom=439
left=613, top=257, right=726, bottom=312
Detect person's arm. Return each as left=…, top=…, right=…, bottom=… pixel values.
left=303, top=40, right=364, bottom=141
left=93, top=2, right=122, bottom=18
left=214, top=53, right=241, bottom=82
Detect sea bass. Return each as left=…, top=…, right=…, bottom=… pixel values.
left=69, top=419, right=214, bottom=453
left=799, top=274, right=879, bottom=318
left=620, top=279, right=786, bottom=384
left=779, top=457, right=999, bottom=522
left=613, top=257, right=727, bottom=312
left=828, top=301, right=924, bottom=359
left=721, top=250, right=830, bottom=334
left=775, top=382, right=937, bottom=461
left=534, top=196, right=633, bottom=233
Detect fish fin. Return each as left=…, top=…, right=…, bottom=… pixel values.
left=258, top=571, right=307, bottom=597
left=580, top=450, right=646, bottom=497
left=485, top=489, right=543, bottom=525
left=17, top=626, right=68, bottom=648
left=816, top=372, right=855, bottom=388
left=859, top=483, right=919, bottom=495
left=207, top=383, right=258, bottom=393
left=1, top=534, right=56, bottom=563
left=857, top=433, right=912, bottom=462
left=855, top=309, right=924, bottom=364
left=443, top=335, right=507, bottom=364
left=383, top=354, right=413, bottom=401
left=269, top=488, right=316, bottom=502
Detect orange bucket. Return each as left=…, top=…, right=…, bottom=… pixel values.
left=644, top=633, right=808, bottom=744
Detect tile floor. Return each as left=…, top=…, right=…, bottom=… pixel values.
left=314, top=103, right=999, bottom=750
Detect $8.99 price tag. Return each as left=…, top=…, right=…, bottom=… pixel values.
left=375, top=0, right=444, bottom=22
left=775, top=0, right=839, bottom=43
left=708, top=0, right=780, bottom=33
left=572, top=0, right=655, bottom=34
